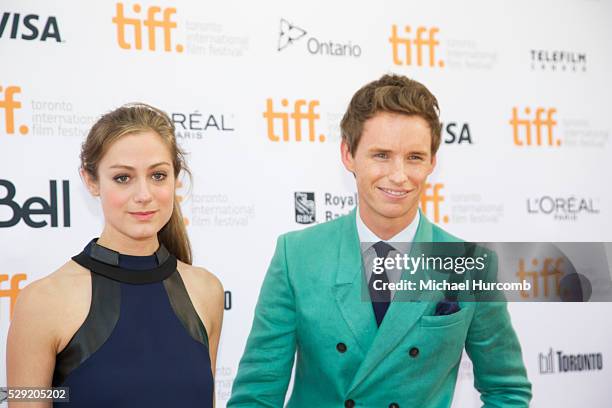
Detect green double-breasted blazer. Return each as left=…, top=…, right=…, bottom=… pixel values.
left=228, top=209, right=531, bottom=407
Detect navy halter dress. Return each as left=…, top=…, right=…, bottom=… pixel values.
left=52, top=239, right=214, bottom=407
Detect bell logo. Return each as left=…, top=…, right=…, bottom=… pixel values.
left=389, top=25, right=444, bottom=67
left=263, top=99, right=326, bottom=142
left=0, top=86, right=29, bottom=135
left=420, top=183, right=448, bottom=223
left=112, top=3, right=183, bottom=52
left=510, top=107, right=560, bottom=146
left=0, top=179, right=71, bottom=228
left=0, top=273, right=27, bottom=320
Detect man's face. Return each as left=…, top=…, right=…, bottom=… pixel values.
left=341, top=112, right=436, bottom=231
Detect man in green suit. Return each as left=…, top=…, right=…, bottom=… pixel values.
left=228, top=74, right=532, bottom=407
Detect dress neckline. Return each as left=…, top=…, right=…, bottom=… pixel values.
left=71, top=238, right=177, bottom=284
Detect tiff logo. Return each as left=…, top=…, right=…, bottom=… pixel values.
left=263, top=99, right=326, bottom=142
left=420, top=183, right=448, bottom=224
left=0, top=86, right=29, bottom=135
left=112, top=3, right=183, bottom=52
left=389, top=25, right=444, bottom=67
left=517, top=257, right=563, bottom=299
left=176, top=179, right=189, bottom=226
left=510, top=107, right=560, bottom=147
left=0, top=273, right=27, bottom=319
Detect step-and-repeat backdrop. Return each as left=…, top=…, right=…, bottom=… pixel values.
left=1, top=0, right=611, bottom=406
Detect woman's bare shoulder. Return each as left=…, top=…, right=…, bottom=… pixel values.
left=176, top=260, right=224, bottom=297
left=175, top=261, right=224, bottom=334
left=10, top=260, right=91, bottom=351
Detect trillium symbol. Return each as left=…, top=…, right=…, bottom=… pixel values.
left=278, top=18, right=307, bottom=51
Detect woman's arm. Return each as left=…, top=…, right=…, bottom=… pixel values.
left=206, top=273, right=224, bottom=408
left=6, top=279, right=61, bottom=408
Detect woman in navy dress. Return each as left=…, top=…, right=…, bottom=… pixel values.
left=7, top=104, right=223, bottom=407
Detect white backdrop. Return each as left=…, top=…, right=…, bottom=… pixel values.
left=1, top=0, right=611, bottom=406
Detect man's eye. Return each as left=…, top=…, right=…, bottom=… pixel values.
left=152, top=172, right=167, bottom=181
left=114, top=175, right=129, bottom=184
left=374, top=153, right=388, bottom=159
left=408, top=155, right=424, bottom=161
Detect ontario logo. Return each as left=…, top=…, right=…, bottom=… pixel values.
left=277, top=18, right=361, bottom=57
left=295, top=192, right=315, bottom=224
left=112, top=2, right=183, bottom=52
left=389, top=24, right=444, bottom=68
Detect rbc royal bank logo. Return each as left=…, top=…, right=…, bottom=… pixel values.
left=112, top=3, right=183, bottom=52
left=295, top=192, right=315, bottom=224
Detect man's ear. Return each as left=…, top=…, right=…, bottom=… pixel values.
left=80, top=168, right=100, bottom=196
left=340, top=140, right=355, bottom=174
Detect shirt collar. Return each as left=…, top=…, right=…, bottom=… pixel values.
left=356, top=206, right=420, bottom=253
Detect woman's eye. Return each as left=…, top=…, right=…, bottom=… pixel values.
left=114, top=175, right=129, bottom=184
left=152, top=172, right=167, bottom=181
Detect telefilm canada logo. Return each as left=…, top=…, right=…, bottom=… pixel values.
left=530, top=49, right=586, bottom=72
left=277, top=18, right=361, bottom=57
left=539, top=348, right=603, bottom=374
left=294, top=192, right=315, bottom=224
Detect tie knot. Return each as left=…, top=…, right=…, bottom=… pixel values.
left=372, top=241, right=394, bottom=258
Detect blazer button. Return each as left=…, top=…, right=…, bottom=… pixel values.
left=389, top=403, right=400, bottom=408
left=409, top=347, right=419, bottom=357
left=344, top=399, right=355, bottom=408
left=336, top=342, right=347, bottom=353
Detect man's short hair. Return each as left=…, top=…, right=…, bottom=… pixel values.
left=340, top=74, right=441, bottom=157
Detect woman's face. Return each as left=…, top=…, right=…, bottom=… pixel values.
left=85, top=131, right=176, bottom=243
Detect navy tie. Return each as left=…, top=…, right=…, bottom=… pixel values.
left=369, top=241, right=394, bottom=327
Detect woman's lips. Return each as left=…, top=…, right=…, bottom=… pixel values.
left=129, top=210, right=157, bottom=220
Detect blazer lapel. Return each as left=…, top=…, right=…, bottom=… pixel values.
left=348, top=209, right=434, bottom=393
left=333, top=209, right=378, bottom=355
